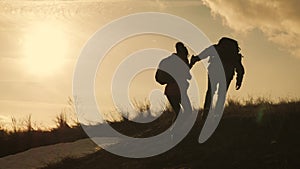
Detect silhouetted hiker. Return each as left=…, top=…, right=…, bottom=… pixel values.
left=190, top=37, right=245, bottom=120
left=155, top=42, right=191, bottom=123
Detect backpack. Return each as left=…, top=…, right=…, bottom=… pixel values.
left=155, top=69, right=173, bottom=85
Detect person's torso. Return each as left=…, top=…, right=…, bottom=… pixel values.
left=208, top=45, right=240, bottom=80
left=161, top=54, right=190, bottom=95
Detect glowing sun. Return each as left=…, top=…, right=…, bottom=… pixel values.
left=23, top=22, right=68, bottom=76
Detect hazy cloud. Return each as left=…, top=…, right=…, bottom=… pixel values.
left=202, top=0, right=300, bottom=57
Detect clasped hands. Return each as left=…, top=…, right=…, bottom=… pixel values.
left=189, top=55, right=200, bottom=68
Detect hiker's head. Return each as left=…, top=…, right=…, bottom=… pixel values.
left=218, top=37, right=240, bottom=55
left=175, top=42, right=188, bottom=58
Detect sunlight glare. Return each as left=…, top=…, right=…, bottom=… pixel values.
left=23, top=22, right=68, bottom=76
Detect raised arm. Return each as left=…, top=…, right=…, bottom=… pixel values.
left=189, top=46, right=214, bottom=68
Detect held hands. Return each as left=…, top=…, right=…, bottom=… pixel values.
left=190, top=55, right=200, bottom=68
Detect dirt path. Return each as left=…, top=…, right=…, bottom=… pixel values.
left=0, top=138, right=100, bottom=169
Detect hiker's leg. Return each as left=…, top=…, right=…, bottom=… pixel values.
left=213, top=78, right=232, bottom=118
left=226, top=79, right=232, bottom=91
left=203, top=76, right=212, bottom=120
left=166, top=94, right=181, bottom=123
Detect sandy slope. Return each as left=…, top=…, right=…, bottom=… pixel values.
left=0, top=138, right=100, bottom=169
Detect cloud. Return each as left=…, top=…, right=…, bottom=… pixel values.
left=202, top=0, right=300, bottom=57
left=154, top=0, right=201, bottom=8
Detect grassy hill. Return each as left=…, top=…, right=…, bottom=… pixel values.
left=41, top=99, right=300, bottom=169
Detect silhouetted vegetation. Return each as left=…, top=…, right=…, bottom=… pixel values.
left=40, top=98, right=300, bottom=169
left=0, top=113, right=88, bottom=157
left=1, top=98, right=299, bottom=168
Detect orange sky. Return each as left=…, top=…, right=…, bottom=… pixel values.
left=0, top=0, right=299, bottom=127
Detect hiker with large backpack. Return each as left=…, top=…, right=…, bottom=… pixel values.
left=190, top=37, right=245, bottom=120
